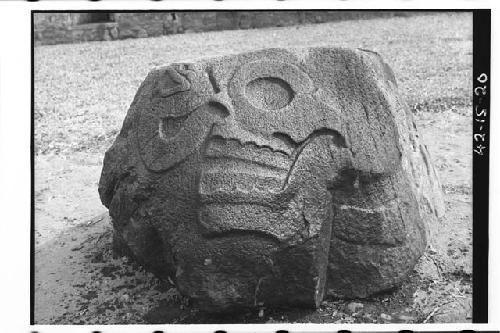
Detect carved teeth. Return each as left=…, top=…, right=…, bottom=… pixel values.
left=205, top=136, right=293, bottom=171
left=211, top=136, right=290, bottom=156
left=199, top=168, right=285, bottom=206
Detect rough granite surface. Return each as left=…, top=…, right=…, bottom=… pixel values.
left=99, top=47, right=444, bottom=312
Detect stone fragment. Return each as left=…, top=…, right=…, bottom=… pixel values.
left=347, top=302, right=364, bottom=313
left=99, top=47, right=444, bottom=313
left=397, top=314, right=416, bottom=322
left=380, top=313, right=393, bottom=321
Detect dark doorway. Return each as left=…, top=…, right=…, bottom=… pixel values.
left=79, top=13, right=114, bottom=24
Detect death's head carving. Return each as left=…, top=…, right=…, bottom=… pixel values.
left=99, top=47, right=444, bottom=312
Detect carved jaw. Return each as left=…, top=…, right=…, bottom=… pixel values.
left=197, top=132, right=298, bottom=241
left=196, top=123, right=350, bottom=244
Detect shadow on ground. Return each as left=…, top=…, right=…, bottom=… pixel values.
left=34, top=208, right=471, bottom=324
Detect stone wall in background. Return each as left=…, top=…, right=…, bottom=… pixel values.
left=34, top=11, right=415, bottom=46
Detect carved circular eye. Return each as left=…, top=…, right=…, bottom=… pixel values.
left=245, top=77, right=294, bottom=110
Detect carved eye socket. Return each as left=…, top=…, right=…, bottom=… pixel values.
left=245, top=77, right=294, bottom=110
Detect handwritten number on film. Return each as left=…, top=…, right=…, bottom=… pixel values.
left=474, top=73, right=488, bottom=155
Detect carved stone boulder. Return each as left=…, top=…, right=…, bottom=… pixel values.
left=98, top=47, right=444, bottom=312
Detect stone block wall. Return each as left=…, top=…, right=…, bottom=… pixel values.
left=114, top=13, right=178, bottom=38
left=34, top=11, right=415, bottom=46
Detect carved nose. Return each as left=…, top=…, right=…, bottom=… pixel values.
left=207, top=93, right=296, bottom=155
left=206, top=92, right=263, bottom=145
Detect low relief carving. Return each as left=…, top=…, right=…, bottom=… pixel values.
left=99, top=47, right=445, bottom=312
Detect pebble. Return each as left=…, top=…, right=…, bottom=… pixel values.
left=398, top=314, right=416, bottom=321
left=380, top=313, right=392, bottom=321
left=347, top=302, right=364, bottom=313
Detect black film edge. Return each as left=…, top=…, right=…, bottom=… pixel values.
left=472, top=8, right=490, bottom=324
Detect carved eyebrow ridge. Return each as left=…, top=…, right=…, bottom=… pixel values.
left=154, top=66, right=191, bottom=98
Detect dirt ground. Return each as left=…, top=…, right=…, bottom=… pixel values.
left=34, top=12, right=472, bottom=324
